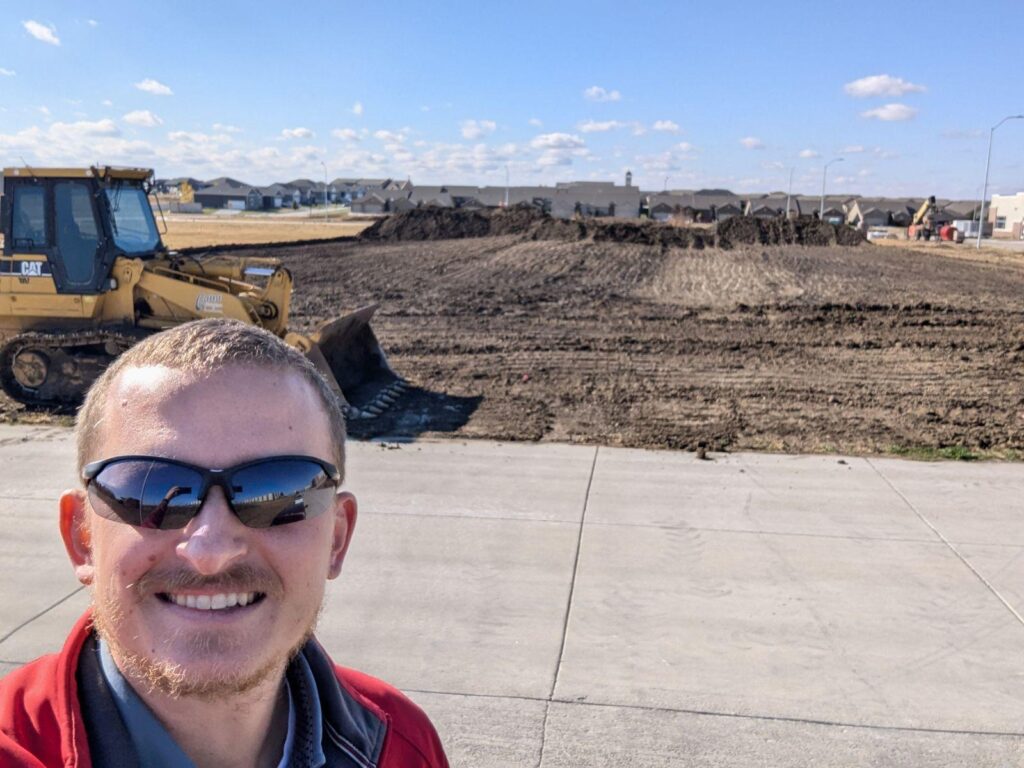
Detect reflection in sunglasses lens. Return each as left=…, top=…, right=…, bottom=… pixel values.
left=88, top=458, right=336, bottom=530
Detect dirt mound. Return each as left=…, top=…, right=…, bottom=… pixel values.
left=359, top=207, right=492, bottom=241
left=362, top=206, right=863, bottom=250
left=488, top=204, right=550, bottom=235
left=589, top=219, right=712, bottom=249
left=716, top=215, right=864, bottom=249
left=361, top=205, right=712, bottom=247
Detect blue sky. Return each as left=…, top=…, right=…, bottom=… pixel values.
left=1, top=0, right=1022, bottom=198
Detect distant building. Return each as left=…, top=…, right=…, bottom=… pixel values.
left=989, top=192, right=1024, bottom=239
left=193, top=182, right=263, bottom=210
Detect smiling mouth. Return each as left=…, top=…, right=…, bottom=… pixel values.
left=156, top=592, right=267, bottom=611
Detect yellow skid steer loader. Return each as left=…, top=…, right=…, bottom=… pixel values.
left=0, top=166, right=403, bottom=416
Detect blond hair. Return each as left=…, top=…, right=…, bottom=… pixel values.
left=76, top=319, right=346, bottom=477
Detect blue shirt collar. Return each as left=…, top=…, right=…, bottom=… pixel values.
left=97, top=637, right=325, bottom=768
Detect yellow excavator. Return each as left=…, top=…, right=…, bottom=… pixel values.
left=909, top=196, right=937, bottom=241
left=0, top=165, right=403, bottom=415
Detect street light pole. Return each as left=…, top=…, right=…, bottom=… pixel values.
left=976, top=114, right=1024, bottom=249
left=786, top=167, right=794, bottom=218
left=820, top=158, right=843, bottom=219
left=321, top=161, right=328, bottom=220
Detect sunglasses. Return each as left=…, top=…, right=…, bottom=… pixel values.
left=83, top=455, right=341, bottom=530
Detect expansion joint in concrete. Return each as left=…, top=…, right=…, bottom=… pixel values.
left=865, top=458, right=1024, bottom=629
left=0, top=586, right=86, bottom=647
left=536, top=445, right=599, bottom=768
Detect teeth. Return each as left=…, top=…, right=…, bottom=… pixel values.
left=166, top=592, right=258, bottom=610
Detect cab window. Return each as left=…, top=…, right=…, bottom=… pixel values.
left=54, top=181, right=99, bottom=285
left=12, top=185, right=48, bottom=249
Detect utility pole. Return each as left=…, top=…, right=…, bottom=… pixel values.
left=820, top=158, right=843, bottom=218
left=976, top=115, right=1023, bottom=248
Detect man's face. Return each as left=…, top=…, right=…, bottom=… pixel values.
left=62, top=364, right=356, bottom=697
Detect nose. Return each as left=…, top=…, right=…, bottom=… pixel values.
left=175, top=486, right=249, bottom=575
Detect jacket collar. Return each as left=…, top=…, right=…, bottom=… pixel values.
left=63, top=612, right=387, bottom=768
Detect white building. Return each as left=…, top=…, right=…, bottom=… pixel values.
left=989, top=192, right=1024, bottom=240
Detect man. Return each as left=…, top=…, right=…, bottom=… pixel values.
left=0, top=319, right=449, bottom=768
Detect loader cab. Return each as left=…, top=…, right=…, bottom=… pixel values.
left=1, top=167, right=163, bottom=295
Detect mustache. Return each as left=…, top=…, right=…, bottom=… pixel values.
left=133, top=563, right=283, bottom=597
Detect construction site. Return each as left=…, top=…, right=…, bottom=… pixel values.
left=4, top=202, right=1021, bottom=459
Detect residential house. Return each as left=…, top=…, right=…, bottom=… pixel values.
left=204, top=177, right=247, bottom=189
left=409, top=186, right=454, bottom=208
left=260, top=183, right=300, bottom=209
left=845, top=198, right=905, bottom=229
left=350, top=193, right=388, bottom=214
left=283, top=179, right=319, bottom=205
left=942, top=200, right=982, bottom=222
left=193, top=182, right=263, bottom=210
left=794, top=196, right=849, bottom=224
left=551, top=182, right=642, bottom=219
left=746, top=193, right=794, bottom=219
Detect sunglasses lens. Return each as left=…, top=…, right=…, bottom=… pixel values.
left=230, top=459, right=337, bottom=528
left=89, top=460, right=204, bottom=530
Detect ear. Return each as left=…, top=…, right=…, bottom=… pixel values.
left=327, top=492, right=357, bottom=579
left=60, top=489, right=95, bottom=585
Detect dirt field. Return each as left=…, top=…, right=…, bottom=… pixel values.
left=3, top=217, right=1023, bottom=457
left=284, top=232, right=1023, bottom=456
left=158, top=216, right=372, bottom=249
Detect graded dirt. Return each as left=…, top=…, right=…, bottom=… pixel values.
left=3, top=221, right=1023, bottom=456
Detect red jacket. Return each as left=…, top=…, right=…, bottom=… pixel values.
left=0, top=612, right=449, bottom=768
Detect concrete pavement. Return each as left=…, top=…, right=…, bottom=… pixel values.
left=1, top=425, right=1022, bottom=766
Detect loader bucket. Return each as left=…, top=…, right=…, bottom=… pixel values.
left=305, top=305, right=404, bottom=418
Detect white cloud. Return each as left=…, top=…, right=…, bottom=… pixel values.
left=844, top=74, right=926, bottom=98
left=0, top=68, right=15, bottom=77
left=739, top=136, right=765, bottom=150
left=373, top=129, right=406, bottom=143
left=123, top=110, right=162, bottom=128
left=762, top=160, right=785, bottom=170
left=102, top=99, right=113, bottom=107
left=840, top=144, right=865, bottom=153
left=55, top=119, right=119, bottom=137
left=460, top=119, right=496, bottom=140
left=652, top=120, right=680, bottom=133
left=0, top=120, right=151, bottom=167
left=281, top=127, right=314, bottom=139
left=213, top=123, right=242, bottom=133
left=332, top=128, right=360, bottom=141
left=87, top=19, right=99, bottom=27
left=528, top=118, right=543, bottom=127
left=352, top=101, right=364, bottom=116
left=578, top=120, right=624, bottom=133
left=37, top=106, right=51, bottom=116
left=135, top=78, right=173, bottom=96
left=531, top=132, right=585, bottom=149
left=676, top=142, right=694, bottom=152
left=167, top=130, right=231, bottom=145
left=584, top=85, right=621, bottom=102
left=538, top=151, right=573, bottom=167
left=861, top=103, right=917, bottom=121
left=798, top=149, right=820, bottom=158
left=23, top=21, right=60, bottom=46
